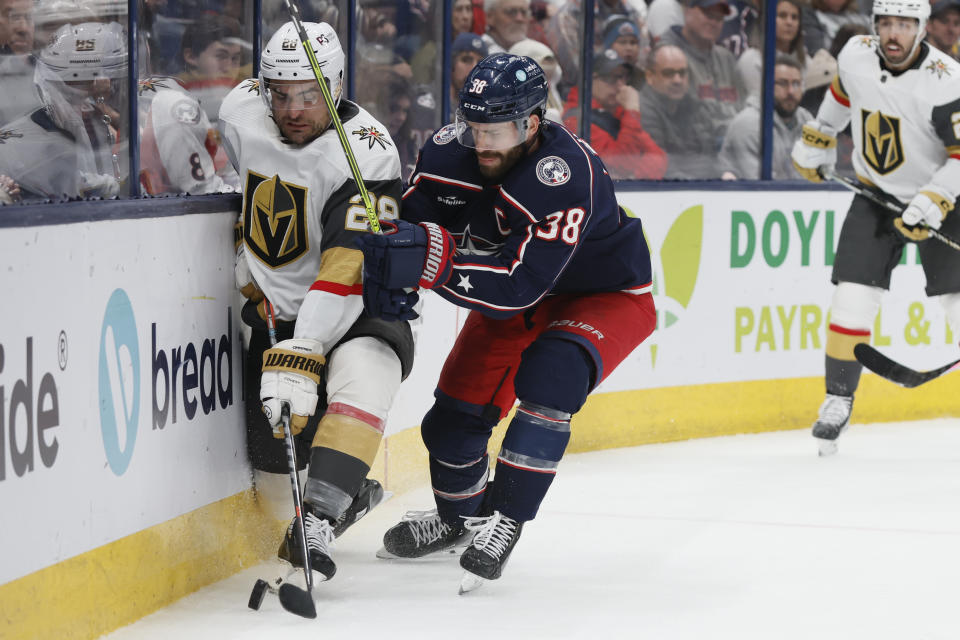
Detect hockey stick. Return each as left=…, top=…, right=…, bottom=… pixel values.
left=854, top=343, right=960, bottom=388
left=822, top=170, right=960, bottom=252
left=249, top=301, right=318, bottom=619
left=281, top=0, right=381, bottom=234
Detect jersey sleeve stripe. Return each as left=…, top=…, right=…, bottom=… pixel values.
left=497, top=186, right=538, bottom=223
left=829, top=76, right=850, bottom=107
left=416, top=172, right=484, bottom=192
left=309, top=281, right=364, bottom=296
left=828, top=322, right=871, bottom=336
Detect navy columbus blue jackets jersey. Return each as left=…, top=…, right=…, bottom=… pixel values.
left=401, top=121, right=653, bottom=318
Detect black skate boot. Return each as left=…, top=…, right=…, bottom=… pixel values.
left=278, top=507, right=337, bottom=580
left=458, top=511, right=523, bottom=593
left=378, top=509, right=469, bottom=559
left=812, top=393, right=854, bottom=457
left=333, top=478, right=386, bottom=538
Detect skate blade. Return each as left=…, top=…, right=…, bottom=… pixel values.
left=816, top=438, right=838, bottom=457
left=376, top=544, right=465, bottom=560
left=458, top=571, right=485, bottom=595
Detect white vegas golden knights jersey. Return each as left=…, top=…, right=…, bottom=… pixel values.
left=219, top=79, right=402, bottom=325
left=830, top=37, right=960, bottom=202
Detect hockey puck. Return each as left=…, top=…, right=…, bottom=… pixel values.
left=248, top=579, right=269, bottom=610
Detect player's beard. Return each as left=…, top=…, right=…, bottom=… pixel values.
left=774, top=100, right=798, bottom=120
left=475, top=143, right=526, bottom=181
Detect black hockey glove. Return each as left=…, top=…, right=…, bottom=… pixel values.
left=355, top=220, right=456, bottom=290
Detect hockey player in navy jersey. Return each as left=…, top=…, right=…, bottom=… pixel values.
left=791, top=0, right=960, bottom=456
left=356, top=53, right=657, bottom=590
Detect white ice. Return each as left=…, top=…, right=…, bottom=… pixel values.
left=104, top=419, right=960, bottom=640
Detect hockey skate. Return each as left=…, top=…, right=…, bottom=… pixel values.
left=812, top=393, right=853, bottom=457
left=377, top=508, right=470, bottom=559
left=278, top=508, right=337, bottom=580
left=458, top=511, right=524, bottom=594
left=333, top=478, right=389, bottom=538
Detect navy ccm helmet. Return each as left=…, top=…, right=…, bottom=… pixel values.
left=455, top=53, right=548, bottom=149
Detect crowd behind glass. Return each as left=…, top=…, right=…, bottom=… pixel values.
left=1, top=0, right=958, bottom=204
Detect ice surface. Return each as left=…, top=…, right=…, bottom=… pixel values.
left=104, top=419, right=960, bottom=640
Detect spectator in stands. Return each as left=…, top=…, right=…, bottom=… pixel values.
left=638, top=43, right=721, bottom=179
left=719, top=0, right=760, bottom=58
left=926, top=0, right=960, bottom=61
left=453, top=0, right=476, bottom=37
left=719, top=55, right=812, bottom=179
left=548, top=0, right=643, bottom=98
left=482, top=0, right=532, bottom=53
left=563, top=49, right=667, bottom=179
left=660, top=0, right=746, bottom=129
left=509, top=38, right=565, bottom=121
left=177, top=15, right=245, bottom=124
left=374, top=73, right=420, bottom=181
left=450, top=32, right=489, bottom=105
left=801, top=0, right=870, bottom=56
left=737, top=0, right=809, bottom=97
left=0, top=0, right=32, bottom=55
left=603, top=14, right=648, bottom=89
left=0, top=0, right=36, bottom=126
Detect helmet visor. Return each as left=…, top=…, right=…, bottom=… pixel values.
left=454, top=111, right=531, bottom=151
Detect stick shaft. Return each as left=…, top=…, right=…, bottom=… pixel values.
left=281, top=0, right=381, bottom=234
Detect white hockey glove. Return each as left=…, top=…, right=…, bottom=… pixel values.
left=790, top=122, right=837, bottom=183
left=235, top=241, right=264, bottom=302
left=895, top=186, right=953, bottom=241
left=260, top=338, right=325, bottom=438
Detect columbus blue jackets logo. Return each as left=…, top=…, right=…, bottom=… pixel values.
left=352, top=125, right=392, bottom=150
left=243, top=171, right=309, bottom=268
left=861, top=109, right=904, bottom=175
left=536, top=156, right=571, bottom=186
left=433, top=124, right=457, bottom=145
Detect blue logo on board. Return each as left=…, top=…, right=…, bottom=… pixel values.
left=98, top=288, right=141, bottom=475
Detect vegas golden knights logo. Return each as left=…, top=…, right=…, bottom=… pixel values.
left=243, top=172, right=309, bottom=268
left=861, top=109, right=904, bottom=174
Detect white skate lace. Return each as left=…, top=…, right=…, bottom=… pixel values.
left=462, top=511, right=518, bottom=560
left=402, top=509, right=453, bottom=546
left=819, top=394, right=852, bottom=425
left=303, top=512, right=335, bottom=555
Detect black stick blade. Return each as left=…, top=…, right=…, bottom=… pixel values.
left=278, top=582, right=317, bottom=619
left=248, top=579, right=270, bottom=611
left=854, top=344, right=960, bottom=388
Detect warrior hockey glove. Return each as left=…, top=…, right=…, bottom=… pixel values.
left=361, top=276, right=421, bottom=322
left=790, top=122, right=837, bottom=183
left=355, top=220, right=456, bottom=290
left=260, top=338, right=325, bottom=438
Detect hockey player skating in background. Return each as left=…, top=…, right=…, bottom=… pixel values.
left=356, top=53, right=657, bottom=590
left=791, top=0, right=960, bottom=456
left=218, top=21, right=413, bottom=581
left=0, top=21, right=127, bottom=201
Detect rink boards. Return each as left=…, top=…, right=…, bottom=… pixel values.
left=2, top=190, right=958, bottom=640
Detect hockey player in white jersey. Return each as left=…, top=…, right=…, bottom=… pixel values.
left=219, top=21, right=412, bottom=581
left=0, top=21, right=127, bottom=201
left=139, top=76, right=238, bottom=195
left=791, top=0, right=960, bottom=455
